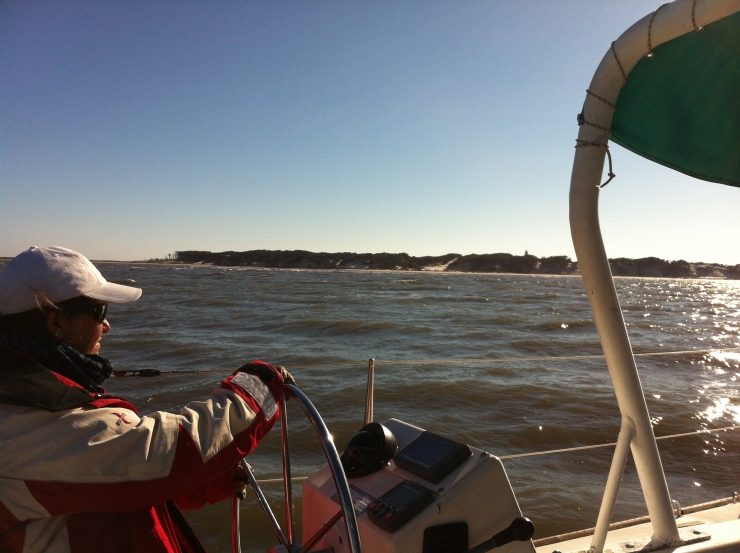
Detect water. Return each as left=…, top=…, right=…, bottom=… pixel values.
left=78, top=265, right=740, bottom=550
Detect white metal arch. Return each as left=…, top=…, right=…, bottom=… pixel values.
left=569, top=0, right=740, bottom=550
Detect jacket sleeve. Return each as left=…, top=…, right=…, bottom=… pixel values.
left=170, top=468, right=235, bottom=510
left=0, top=361, right=284, bottom=517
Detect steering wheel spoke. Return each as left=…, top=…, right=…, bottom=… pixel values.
left=242, top=461, right=290, bottom=549
left=233, top=385, right=362, bottom=553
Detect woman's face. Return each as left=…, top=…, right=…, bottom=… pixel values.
left=46, top=302, right=110, bottom=355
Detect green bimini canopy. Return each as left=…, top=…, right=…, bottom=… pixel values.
left=610, top=10, right=740, bottom=188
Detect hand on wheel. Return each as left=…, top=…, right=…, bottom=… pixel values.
left=234, top=361, right=295, bottom=388
left=276, top=366, right=296, bottom=387
left=233, top=463, right=248, bottom=500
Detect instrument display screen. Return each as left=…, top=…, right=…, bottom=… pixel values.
left=394, top=431, right=472, bottom=483
left=383, top=481, right=426, bottom=508
left=400, top=435, right=453, bottom=467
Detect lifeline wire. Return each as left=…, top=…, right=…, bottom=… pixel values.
left=368, top=346, right=740, bottom=366
left=112, top=346, right=740, bottom=376
left=252, top=424, right=740, bottom=483
left=498, top=424, right=740, bottom=460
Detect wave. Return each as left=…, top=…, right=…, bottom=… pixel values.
left=528, top=319, right=595, bottom=331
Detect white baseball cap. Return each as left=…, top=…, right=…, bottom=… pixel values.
left=0, top=246, right=142, bottom=315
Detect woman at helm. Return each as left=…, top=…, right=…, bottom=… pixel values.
left=0, top=246, right=294, bottom=553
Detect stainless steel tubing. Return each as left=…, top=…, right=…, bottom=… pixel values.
left=242, top=460, right=290, bottom=548
left=231, top=494, right=242, bottom=553
left=590, top=423, right=634, bottom=553
left=287, top=384, right=362, bottom=553
left=281, top=397, right=296, bottom=544
left=364, top=358, right=375, bottom=425
left=298, top=510, right=344, bottom=553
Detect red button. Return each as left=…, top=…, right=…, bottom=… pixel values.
left=369, top=503, right=376, bottom=510
left=384, top=513, right=393, bottom=520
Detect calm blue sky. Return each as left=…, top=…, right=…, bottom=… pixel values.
left=2, top=1, right=738, bottom=263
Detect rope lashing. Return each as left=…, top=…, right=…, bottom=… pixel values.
left=575, top=138, right=615, bottom=188
left=691, top=0, right=704, bottom=31
left=647, top=3, right=669, bottom=58
left=610, top=42, right=627, bottom=84
left=576, top=107, right=615, bottom=188
left=586, top=90, right=616, bottom=112
left=576, top=112, right=611, bottom=134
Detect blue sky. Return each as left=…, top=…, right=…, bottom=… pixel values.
left=2, top=1, right=738, bottom=263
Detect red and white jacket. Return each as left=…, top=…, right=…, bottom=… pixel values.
left=0, top=345, right=285, bottom=553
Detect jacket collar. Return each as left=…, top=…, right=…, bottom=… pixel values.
left=0, top=345, right=135, bottom=413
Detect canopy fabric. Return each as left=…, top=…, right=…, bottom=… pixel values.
left=610, top=9, right=740, bottom=188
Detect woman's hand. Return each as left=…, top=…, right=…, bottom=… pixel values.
left=276, top=365, right=296, bottom=386
left=233, top=463, right=248, bottom=500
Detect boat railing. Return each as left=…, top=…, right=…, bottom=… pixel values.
left=246, top=422, right=740, bottom=485
left=111, top=346, right=740, bottom=474
left=111, top=346, right=740, bottom=377
left=113, top=346, right=740, bottom=547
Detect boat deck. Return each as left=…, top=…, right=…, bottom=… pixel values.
left=535, top=503, right=740, bottom=553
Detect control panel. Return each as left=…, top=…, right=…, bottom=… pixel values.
left=302, top=419, right=535, bottom=553
left=367, top=480, right=435, bottom=532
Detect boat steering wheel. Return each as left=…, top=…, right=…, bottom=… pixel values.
left=232, top=384, right=362, bottom=553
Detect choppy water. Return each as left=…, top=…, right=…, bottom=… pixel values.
left=71, top=265, right=740, bottom=551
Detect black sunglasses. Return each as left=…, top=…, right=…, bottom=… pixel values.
left=64, top=303, right=108, bottom=323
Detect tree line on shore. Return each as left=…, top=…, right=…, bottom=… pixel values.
left=151, top=250, right=740, bottom=279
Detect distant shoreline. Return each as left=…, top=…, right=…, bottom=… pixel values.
left=98, top=262, right=739, bottom=281
left=3, top=251, right=738, bottom=280
left=137, top=249, right=740, bottom=280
